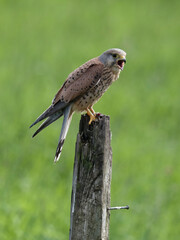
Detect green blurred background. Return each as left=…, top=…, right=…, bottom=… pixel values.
left=0, top=0, right=179, bottom=239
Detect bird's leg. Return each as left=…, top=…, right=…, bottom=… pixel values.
left=89, top=106, right=103, bottom=121
left=86, top=108, right=96, bottom=125
left=89, top=106, right=96, bottom=116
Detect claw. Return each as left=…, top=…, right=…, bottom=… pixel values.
left=88, top=114, right=96, bottom=125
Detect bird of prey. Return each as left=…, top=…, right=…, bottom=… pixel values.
left=30, top=48, right=126, bottom=162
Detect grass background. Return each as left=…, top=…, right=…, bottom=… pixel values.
left=0, top=0, right=179, bottom=239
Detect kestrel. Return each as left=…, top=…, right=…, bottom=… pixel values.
left=30, top=48, right=126, bottom=162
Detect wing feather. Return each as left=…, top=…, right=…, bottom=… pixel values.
left=52, top=58, right=104, bottom=105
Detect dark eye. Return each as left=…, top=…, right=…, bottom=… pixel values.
left=112, top=54, right=117, bottom=58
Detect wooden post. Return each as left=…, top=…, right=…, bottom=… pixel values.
left=69, top=114, right=112, bottom=240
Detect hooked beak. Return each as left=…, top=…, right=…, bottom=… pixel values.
left=117, top=56, right=126, bottom=71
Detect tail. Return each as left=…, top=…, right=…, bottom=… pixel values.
left=30, top=101, right=68, bottom=137
left=54, top=104, right=73, bottom=162
left=32, top=112, right=63, bottom=138
left=30, top=101, right=68, bottom=128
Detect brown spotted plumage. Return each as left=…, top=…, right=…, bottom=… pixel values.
left=30, top=48, right=126, bottom=162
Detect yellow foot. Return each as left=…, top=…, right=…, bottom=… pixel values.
left=86, top=108, right=96, bottom=125
left=89, top=106, right=96, bottom=116
left=88, top=114, right=96, bottom=125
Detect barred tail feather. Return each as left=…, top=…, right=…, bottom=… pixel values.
left=54, top=104, right=73, bottom=162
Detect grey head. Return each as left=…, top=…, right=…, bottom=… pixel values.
left=99, top=48, right=126, bottom=71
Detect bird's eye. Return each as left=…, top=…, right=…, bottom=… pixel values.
left=112, top=54, right=117, bottom=58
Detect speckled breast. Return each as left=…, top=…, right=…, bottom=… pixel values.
left=72, top=68, right=117, bottom=112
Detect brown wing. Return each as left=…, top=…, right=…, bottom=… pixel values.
left=52, top=58, right=104, bottom=105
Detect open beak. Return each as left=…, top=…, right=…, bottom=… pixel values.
left=117, top=56, right=126, bottom=71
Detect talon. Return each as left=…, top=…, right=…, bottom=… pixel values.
left=88, top=115, right=96, bottom=125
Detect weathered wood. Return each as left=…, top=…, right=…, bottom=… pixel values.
left=69, top=114, right=112, bottom=240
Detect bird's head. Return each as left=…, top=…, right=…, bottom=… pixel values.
left=99, top=48, right=126, bottom=73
